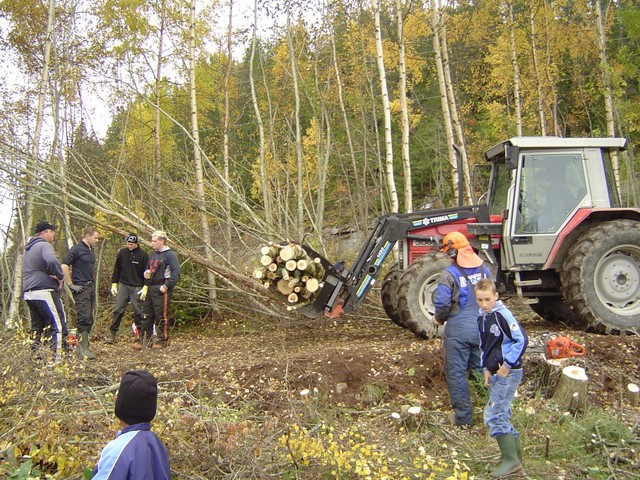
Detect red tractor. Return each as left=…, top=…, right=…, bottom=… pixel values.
left=295, top=137, right=640, bottom=338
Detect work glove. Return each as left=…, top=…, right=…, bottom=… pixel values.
left=111, top=283, right=118, bottom=296
left=68, top=284, right=84, bottom=294
left=138, top=285, right=148, bottom=301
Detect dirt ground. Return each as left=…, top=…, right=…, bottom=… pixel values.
left=91, top=300, right=640, bottom=419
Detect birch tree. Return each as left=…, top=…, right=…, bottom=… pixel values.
left=396, top=0, right=413, bottom=212
left=507, top=1, right=523, bottom=136
left=430, top=0, right=459, bottom=201
left=249, top=0, right=272, bottom=224
left=286, top=1, right=305, bottom=238
left=374, top=0, right=399, bottom=213
left=594, top=0, right=620, bottom=190
left=5, top=0, right=56, bottom=328
left=189, top=0, right=218, bottom=309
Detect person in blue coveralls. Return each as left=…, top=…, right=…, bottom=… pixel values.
left=92, top=370, right=169, bottom=479
left=434, top=231, right=492, bottom=428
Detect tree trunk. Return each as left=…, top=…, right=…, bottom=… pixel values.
left=6, top=0, right=57, bottom=329
left=249, top=0, right=272, bottom=225
left=223, top=0, right=234, bottom=256
left=396, top=0, right=412, bottom=212
left=431, top=0, right=458, bottom=201
left=152, top=0, right=166, bottom=214
left=440, top=14, right=472, bottom=204
left=594, top=0, right=620, bottom=191
left=189, top=0, right=218, bottom=310
left=529, top=7, right=547, bottom=136
left=508, top=2, right=523, bottom=136
left=374, top=0, right=398, bottom=213
left=286, top=2, right=305, bottom=238
left=330, top=23, right=365, bottom=229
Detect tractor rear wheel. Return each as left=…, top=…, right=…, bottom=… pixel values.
left=396, top=253, right=450, bottom=339
left=561, top=219, right=640, bottom=334
left=380, top=266, right=406, bottom=328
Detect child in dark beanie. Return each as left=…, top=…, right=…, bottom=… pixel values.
left=92, top=370, right=170, bottom=479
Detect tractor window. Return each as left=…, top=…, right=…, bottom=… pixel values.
left=488, top=162, right=511, bottom=216
left=515, top=153, right=587, bottom=234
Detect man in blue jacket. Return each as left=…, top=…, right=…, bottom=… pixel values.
left=22, top=220, right=67, bottom=362
left=434, top=231, right=491, bottom=428
left=92, top=370, right=169, bottom=479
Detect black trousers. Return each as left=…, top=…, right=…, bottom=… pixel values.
left=73, top=283, right=95, bottom=333
left=141, top=286, right=172, bottom=342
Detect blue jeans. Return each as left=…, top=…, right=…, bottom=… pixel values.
left=484, top=368, right=523, bottom=438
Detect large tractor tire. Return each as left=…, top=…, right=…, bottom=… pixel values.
left=396, top=253, right=450, bottom=339
left=380, top=266, right=406, bottom=328
left=561, top=219, right=640, bottom=334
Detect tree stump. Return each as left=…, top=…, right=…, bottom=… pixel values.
left=552, top=365, right=588, bottom=413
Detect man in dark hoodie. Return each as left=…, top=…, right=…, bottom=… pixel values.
left=107, top=233, right=149, bottom=344
left=22, top=220, right=67, bottom=361
left=136, top=230, right=180, bottom=349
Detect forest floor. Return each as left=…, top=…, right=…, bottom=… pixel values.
left=1, top=299, right=639, bottom=479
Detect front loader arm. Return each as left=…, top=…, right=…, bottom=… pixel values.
left=324, top=214, right=441, bottom=317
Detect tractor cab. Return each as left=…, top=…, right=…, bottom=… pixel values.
left=484, top=137, right=627, bottom=272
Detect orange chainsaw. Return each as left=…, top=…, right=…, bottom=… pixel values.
left=529, top=333, right=587, bottom=360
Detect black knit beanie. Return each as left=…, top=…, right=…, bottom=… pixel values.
left=115, top=370, right=158, bottom=425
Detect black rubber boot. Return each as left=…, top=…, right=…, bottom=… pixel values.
left=491, top=434, right=522, bottom=478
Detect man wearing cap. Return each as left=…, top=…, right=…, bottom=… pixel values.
left=92, top=370, right=170, bottom=479
left=22, top=221, right=68, bottom=361
left=107, top=234, right=149, bottom=344
left=434, top=231, right=492, bottom=428
left=62, top=226, right=100, bottom=359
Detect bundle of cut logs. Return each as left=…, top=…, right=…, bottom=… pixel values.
left=253, top=241, right=325, bottom=308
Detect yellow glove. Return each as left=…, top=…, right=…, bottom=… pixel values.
left=138, top=285, right=148, bottom=301
left=111, top=283, right=118, bottom=296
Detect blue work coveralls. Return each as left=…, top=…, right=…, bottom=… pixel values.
left=435, top=263, right=490, bottom=427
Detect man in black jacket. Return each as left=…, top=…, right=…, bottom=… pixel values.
left=107, top=233, right=149, bottom=344
left=22, top=220, right=67, bottom=362
left=62, top=226, right=100, bottom=359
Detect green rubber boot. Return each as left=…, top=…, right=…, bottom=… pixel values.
left=514, top=434, right=522, bottom=463
left=78, top=331, right=96, bottom=360
left=491, top=434, right=522, bottom=478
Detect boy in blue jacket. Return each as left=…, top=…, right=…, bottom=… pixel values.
left=475, top=279, right=528, bottom=478
left=92, top=370, right=169, bottom=479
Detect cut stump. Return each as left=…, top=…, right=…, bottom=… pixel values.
left=552, top=365, right=588, bottom=413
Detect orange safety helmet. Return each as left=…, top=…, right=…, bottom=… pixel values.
left=441, top=232, right=483, bottom=268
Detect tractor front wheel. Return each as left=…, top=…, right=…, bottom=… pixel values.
left=380, top=266, right=406, bottom=329
left=396, top=254, right=450, bottom=339
left=561, top=219, right=640, bottom=334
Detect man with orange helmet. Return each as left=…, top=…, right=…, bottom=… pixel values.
left=435, top=231, right=491, bottom=428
